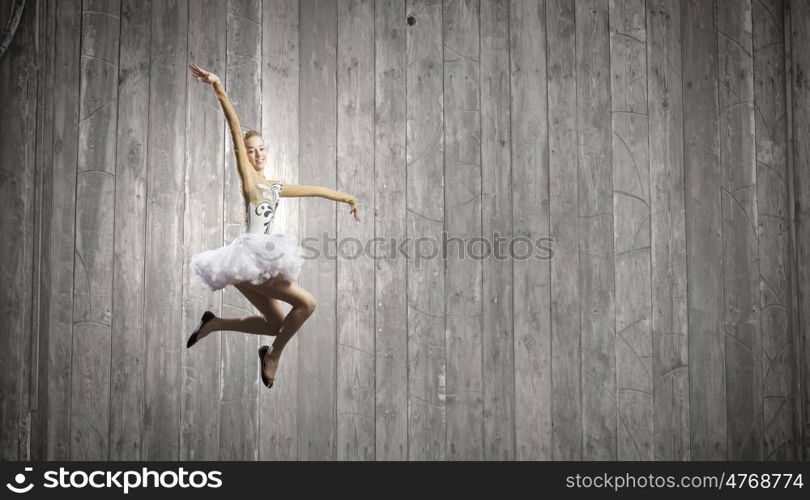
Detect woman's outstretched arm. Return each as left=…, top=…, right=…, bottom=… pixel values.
left=272, top=180, right=360, bottom=222
left=189, top=64, right=256, bottom=191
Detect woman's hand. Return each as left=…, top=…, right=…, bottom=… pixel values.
left=189, top=63, right=220, bottom=85
left=349, top=203, right=360, bottom=223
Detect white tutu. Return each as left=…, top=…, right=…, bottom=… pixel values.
left=190, top=231, right=304, bottom=291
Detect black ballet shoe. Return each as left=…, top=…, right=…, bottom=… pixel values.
left=186, top=311, right=215, bottom=348
left=258, top=345, right=274, bottom=388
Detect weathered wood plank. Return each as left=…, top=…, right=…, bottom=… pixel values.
left=374, top=0, right=408, bottom=461
left=443, top=0, right=482, bottom=460
left=336, top=0, right=375, bottom=461
left=754, top=0, right=797, bottom=461
left=30, top=0, right=58, bottom=461
left=647, top=0, right=690, bottom=461
left=70, top=0, right=120, bottom=460
left=17, top=0, right=38, bottom=461
left=299, top=0, right=338, bottom=460
left=481, top=0, right=515, bottom=461
left=219, top=0, right=262, bottom=461
left=406, top=0, right=445, bottom=461
left=609, top=0, right=653, bottom=461
left=682, top=0, right=727, bottom=460
left=259, top=0, right=299, bottom=461
left=109, top=0, right=149, bottom=462
left=547, top=0, right=581, bottom=461
left=0, top=0, right=37, bottom=461
left=46, top=0, right=82, bottom=460
left=142, top=0, right=187, bottom=460
left=576, top=0, right=616, bottom=460
left=717, top=0, right=763, bottom=461
left=510, top=0, right=552, bottom=460
left=787, top=0, right=810, bottom=460
left=180, top=0, right=226, bottom=461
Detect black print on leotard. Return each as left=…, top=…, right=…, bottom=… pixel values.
left=254, top=182, right=284, bottom=234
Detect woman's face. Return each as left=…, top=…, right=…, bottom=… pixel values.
left=245, top=135, right=266, bottom=171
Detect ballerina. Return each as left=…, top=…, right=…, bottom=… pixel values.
left=185, top=63, right=360, bottom=388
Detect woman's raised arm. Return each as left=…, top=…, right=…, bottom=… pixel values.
left=189, top=64, right=256, bottom=191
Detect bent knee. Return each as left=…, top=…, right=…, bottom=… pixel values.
left=298, top=296, right=316, bottom=315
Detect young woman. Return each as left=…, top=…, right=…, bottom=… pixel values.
left=185, top=64, right=360, bottom=388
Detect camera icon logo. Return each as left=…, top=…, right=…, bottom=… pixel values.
left=6, top=467, right=34, bottom=494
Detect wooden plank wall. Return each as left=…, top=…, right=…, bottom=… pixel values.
left=298, top=0, right=338, bottom=459
left=336, top=0, right=376, bottom=460
left=1, top=0, right=807, bottom=461
left=374, top=0, right=408, bottom=461
left=405, top=0, right=445, bottom=460
left=182, top=0, right=225, bottom=460
left=110, top=0, right=150, bottom=461
left=0, top=0, right=37, bottom=461
left=788, top=0, right=810, bottom=460
left=755, top=0, right=796, bottom=461
left=220, top=0, right=261, bottom=461
left=648, top=0, right=689, bottom=462
left=260, top=0, right=300, bottom=460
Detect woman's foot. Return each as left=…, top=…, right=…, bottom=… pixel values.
left=187, top=311, right=216, bottom=348
left=258, top=345, right=280, bottom=388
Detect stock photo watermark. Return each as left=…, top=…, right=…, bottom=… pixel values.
left=255, top=231, right=555, bottom=268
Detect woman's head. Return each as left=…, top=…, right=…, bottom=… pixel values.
left=243, top=130, right=266, bottom=171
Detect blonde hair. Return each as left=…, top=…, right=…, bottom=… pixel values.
left=243, top=129, right=262, bottom=142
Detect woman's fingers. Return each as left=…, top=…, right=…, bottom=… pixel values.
left=189, top=64, right=214, bottom=84
left=189, top=63, right=208, bottom=77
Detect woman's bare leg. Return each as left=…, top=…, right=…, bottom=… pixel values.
left=244, top=275, right=316, bottom=381
left=190, top=283, right=286, bottom=343
left=198, top=316, right=274, bottom=337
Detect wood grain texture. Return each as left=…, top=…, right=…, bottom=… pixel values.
left=218, top=0, right=262, bottom=461
left=70, top=0, right=120, bottom=460
left=443, top=0, right=482, bottom=460
left=46, top=0, right=82, bottom=460
left=717, top=0, right=763, bottom=461
left=682, top=0, right=727, bottom=460
left=30, top=0, right=58, bottom=461
left=0, top=0, right=36, bottom=461
left=374, top=0, right=408, bottom=461
left=142, top=0, right=187, bottom=460
left=647, top=0, right=690, bottom=461
left=609, top=0, right=653, bottom=461
left=547, top=0, right=581, bottom=461
left=576, top=0, right=616, bottom=460
left=109, top=0, right=149, bottom=462
left=406, top=0, right=446, bottom=461
left=481, top=0, right=515, bottom=461
left=336, top=0, right=376, bottom=461
left=181, top=0, right=226, bottom=461
left=260, top=0, right=300, bottom=461
left=753, top=0, right=797, bottom=461
left=788, top=0, right=810, bottom=460
left=298, top=0, right=338, bottom=460
left=17, top=0, right=37, bottom=462
left=510, top=0, right=552, bottom=461
left=509, top=0, right=549, bottom=460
